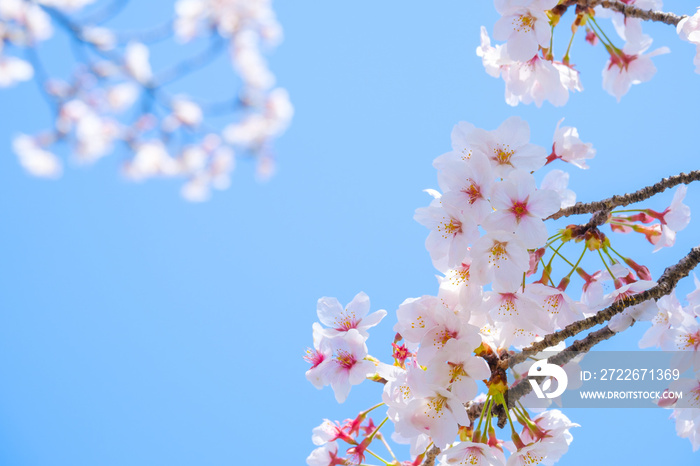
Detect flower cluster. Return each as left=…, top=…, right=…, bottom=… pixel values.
left=305, top=115, right=700, bottom=464
left=305, top=292, right=387, bottom=403
left=637, top=280, right=700, bottom=451
left=477, top=0, right=691, bottom=105
left=2, top=0, right=292, bottom=200
left=677, top=8, right=700, bottom=73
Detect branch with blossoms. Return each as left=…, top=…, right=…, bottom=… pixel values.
left=562, top=0, right=683, bottom=26
left=477, top=0, right=700, bottom=105
left=1, top=0, right=292, bottom=200
left=303, top=2, right=700, bottom=465
left=549, top=170, right=700, bottom=221
left=509, top=243, right=700, bottom=367
left=305, top=112, right=700, bottom=466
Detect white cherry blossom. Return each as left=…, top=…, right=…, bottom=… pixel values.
left=470, top=230, right=530, bottom=291
left=493, top=0, right=558, bottom=61
left=540, top=169, right=576, bottom=209
left=13, top=134, right=62, bottom=178
left=414, top=196, right=479, bottom=270
left=316, top=292, right=387, bottom=339
left=549, top=120, right=596, bottom=169
left=0, top=54, right=33, bottom=87
left=677, top=8, right=700, bottom=73
left=437, top=441, right=506, bottom=466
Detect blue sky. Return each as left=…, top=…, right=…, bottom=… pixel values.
left=1, top=1, right=699, bottom=464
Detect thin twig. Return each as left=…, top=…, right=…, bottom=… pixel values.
left=421, top=445, right=441, bottom=466
left=561, top=0, right=686, bottom=26
left=548, top=170, right=700, bottom=221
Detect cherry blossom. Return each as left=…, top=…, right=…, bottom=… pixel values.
left=434, top=151, right=495, bottom=225
left=595, top=0, right=662, bottom=42
left=493, top=0, right=558, bottom=61
left=505, top=439, right=568, bottom=466
left=608, top=280, right=658, bottom=332
left=395, top=295, right=441, bottom=349
left=466, top=117, right=547, bottom=177
left=316, top=292, right=387, bottom=339
left=305, top=323, right=333, bottom=389
left=540, top=169, right=576, bottom=209
left=548, top=119, right=596, bottom=169
left=470, top=230, right=530, bottom=291
left=2, top=0, right=291, bottom=200
left=13, top=134, right=62, bottom=178
left=525, top=283, right=584, bottom=330
left=405, top=369, right=470, bottom=448
left=639, top=292, right=692, bottom=349
left=503, top=56, right=582, bottom=107
left=483, top=169, right=560, bottom=248
left=414, top=196, right=479, bottom=270
left=0, top=53, right=33, bottom=87
left=602, top=31, right=669, bottom=101
left=677, top=8, right=700, bottom=73
left=437, top=441, right=506, bottom=466
left=124, top=42, right=153, bottom=85
left=306, top=442, right=345, bottom=466
left=425, top=339, right=491, bottom=403
left=476, top=25, right=514, bottom=79
left=318, top=329, right=376, bottom=403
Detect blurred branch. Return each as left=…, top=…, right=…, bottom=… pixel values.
left=113, top=19, right=174, bottom=44
left=78, top=0, right=129, bottom=25
left=153, top=36, right=226, bottom=86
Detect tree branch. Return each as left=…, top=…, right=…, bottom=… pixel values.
left=422, top=445, right=441, bottom=466
left=562, top=0, right=686, bottom=26
left=508, top=244, right=700, bottom=367
left=548, top=170, right=700, bottom=221
left=505, top=323, right=617, bottom=412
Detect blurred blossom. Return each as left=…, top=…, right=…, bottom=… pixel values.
left=1, top=0, right=291, bottom=200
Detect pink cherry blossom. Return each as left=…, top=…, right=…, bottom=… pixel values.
left=305, top=323, right=333, bottom=389
left=483, top=170, right=560, bottom=248
left=320, top=329, right=376, bottom=403
left=306, top=442, right=345, bottom=466
left=602, top=32, right=669, bottom=101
